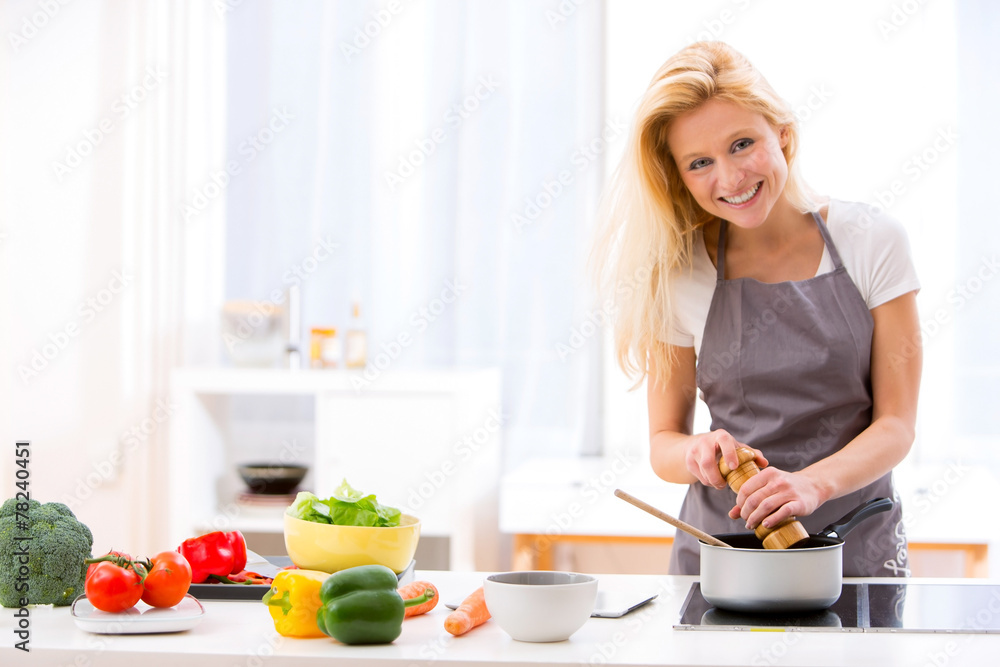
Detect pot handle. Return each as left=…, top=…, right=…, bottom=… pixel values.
left=818, top=497, right=894, bottom=540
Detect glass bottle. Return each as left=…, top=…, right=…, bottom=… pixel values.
left=344, top=302, right=368, bottom=369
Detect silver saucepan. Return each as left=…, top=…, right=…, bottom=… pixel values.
left=700, top=497, right=894, bottom=612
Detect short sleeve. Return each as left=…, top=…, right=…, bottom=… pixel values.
left=665, top=263, right=701, bottom=348
left=831, top=202, right=921, bottom=309
left=667, top=325, right=695, bottom=348
left=663, top=231, right=721, bottom=353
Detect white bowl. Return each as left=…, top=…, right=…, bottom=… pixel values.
left=484, top=571, right=598, bottom=642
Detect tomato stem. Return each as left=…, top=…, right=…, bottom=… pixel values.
left=85, top=554, right=149, bottom=584
left=86, top=553, right=132, bottom=568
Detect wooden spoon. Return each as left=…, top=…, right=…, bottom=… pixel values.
left=614, top=488, right=732, bottom=548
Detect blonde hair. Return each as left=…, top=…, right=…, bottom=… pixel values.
left=592, top=41, right=815, bottom=389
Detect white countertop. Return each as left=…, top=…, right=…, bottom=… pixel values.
left=4, top=571, right=1000, bottom=667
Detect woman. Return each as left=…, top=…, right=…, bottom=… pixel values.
left=594, top=42, right=921, bottom=576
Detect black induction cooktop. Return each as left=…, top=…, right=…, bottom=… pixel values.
left=675, top=582, right=1000, bottom=633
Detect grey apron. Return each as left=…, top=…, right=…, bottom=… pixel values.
left=668, top=212, right=908, bottom=577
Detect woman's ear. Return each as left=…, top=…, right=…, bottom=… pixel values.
left=778, top=125, right=790, bottom=149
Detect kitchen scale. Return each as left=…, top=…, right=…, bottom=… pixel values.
left=675, top=582, right=1000, bottom=633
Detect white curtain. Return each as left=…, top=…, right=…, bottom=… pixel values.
left=2, top=0, right=608, bottom=552
left=0, top=0, right=226, bottom=554
left=222, top=0, right=608, bottom=471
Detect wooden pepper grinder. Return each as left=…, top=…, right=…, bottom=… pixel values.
left=718, top=447, right=810, bottom=549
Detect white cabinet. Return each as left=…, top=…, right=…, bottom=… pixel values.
left=168, top=367, right=502, bottom=571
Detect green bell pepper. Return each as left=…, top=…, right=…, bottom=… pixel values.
left=316, top=564, right=433, bottom=645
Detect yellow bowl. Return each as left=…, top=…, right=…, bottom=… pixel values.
left=283, top=513, right=421, bottom=574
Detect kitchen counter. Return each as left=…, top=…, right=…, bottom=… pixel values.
left=501, top=457, right=997, bottom=576
left=4, top=571, right=1000, bottom=667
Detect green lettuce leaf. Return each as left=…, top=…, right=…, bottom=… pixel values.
left=285, top=491, right=333, bottom=524
left=286, top=481, right=401, bottom=527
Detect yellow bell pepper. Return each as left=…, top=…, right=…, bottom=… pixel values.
left=262, top=569, right=330, bottom=638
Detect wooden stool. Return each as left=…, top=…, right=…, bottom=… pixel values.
left=718, top=447, right=809, bottom=549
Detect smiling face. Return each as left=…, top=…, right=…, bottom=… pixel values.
left=666, top=98, right=791, bottom=230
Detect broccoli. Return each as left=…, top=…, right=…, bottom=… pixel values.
left=0, top=498, right=93, bottom=607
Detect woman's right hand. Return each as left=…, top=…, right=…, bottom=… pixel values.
left=683, top=429, right=767, bottom=489
left=647, top=345, right=768, bottom=487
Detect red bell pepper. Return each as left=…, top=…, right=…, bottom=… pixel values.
left=177, top=530, right=249, bottom=583
left=226, top=531, right=247, bottom=574
left=179, top=532, right=236, bottom=583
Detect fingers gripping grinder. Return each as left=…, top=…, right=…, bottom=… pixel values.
left=718, top=447, right=810, bottom=549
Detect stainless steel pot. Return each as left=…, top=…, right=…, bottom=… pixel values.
left=699, top=497, right=893, bottom=612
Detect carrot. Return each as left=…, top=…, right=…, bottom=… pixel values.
left=399, top=580, right=440, bottom=618
left=444, top=586, right=490, bottom=636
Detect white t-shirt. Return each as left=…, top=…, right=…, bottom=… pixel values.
left=668, top=199, right=921, bottom=356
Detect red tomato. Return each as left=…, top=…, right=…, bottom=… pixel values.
left=140, top=551, right=193, bottom=608
left=86, top=551, right=132, bottom=582
left=85, top=561, right=143, bottom=612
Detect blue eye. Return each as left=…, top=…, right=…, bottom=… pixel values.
left=689, top=158, right=711, bottom=170
left=732, top=138, right=754, bottom=152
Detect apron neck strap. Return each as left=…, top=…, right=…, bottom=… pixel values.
left=811, top=211, right=846, bottom=270
left=715, top=210, right=845, bottom=282
left=716, top=220, right=728, bottom=282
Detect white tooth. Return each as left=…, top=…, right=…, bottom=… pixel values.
left=723, top=183, right=759, bottom=204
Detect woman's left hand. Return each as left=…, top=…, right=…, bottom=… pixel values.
left=727, top=466, right=827, bottom=530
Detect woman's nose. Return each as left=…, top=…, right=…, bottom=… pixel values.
left=717, top=159, right=745, bottom=192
